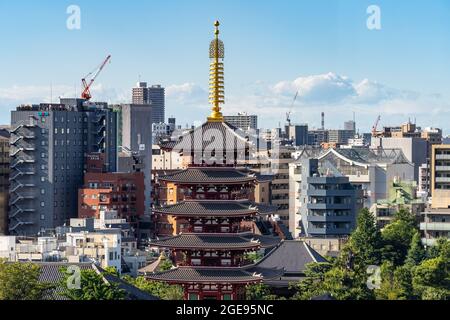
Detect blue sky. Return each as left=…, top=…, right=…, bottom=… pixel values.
left=1, top=0, right=450, bottom=132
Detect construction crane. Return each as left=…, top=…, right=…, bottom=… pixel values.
left=81, top=55, right=112, bottom=101
left=371, top=115, right=381, bottom=137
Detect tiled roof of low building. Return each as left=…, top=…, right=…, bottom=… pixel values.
left=35, top=262, right=159, bottom=300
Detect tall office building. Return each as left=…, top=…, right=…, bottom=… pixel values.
left=344, top=120, right=356, bottom=132
left=328, top=129, right=355, bottom=145
left=223, top=112, right=258, bottom=130
left=132, top=82, right=149, bottom=105
left=308, top=129, right=329, bottom=147
left=131, top=82, right=165, bottom=124
left=121, top=104, right=153, bottom=215
left=9, top=99, right=117, bottom=236
left=288, top=124, right=308, bottom=146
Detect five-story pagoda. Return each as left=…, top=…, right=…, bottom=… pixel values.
left=146, top=21, right=280, bottom=300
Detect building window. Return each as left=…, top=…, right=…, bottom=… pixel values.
left=41, top=189, right=45, bottom=195
left=40, top=214, right=45, bottom=220
left=188, top=294, right=199, bottom=300
left=41, top=141, right=46, bottom=146
left=54, top=128, right=58, bottom=134
left=41, top=177, right=46, bottom=182
left=40, top=201, right=45, bottom=207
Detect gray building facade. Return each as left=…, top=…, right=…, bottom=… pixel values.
left=9, top=99, right=117, bottom=236
left=299, top=159, right=358, bottom=238
left=121, top=104, right=153, bottom=215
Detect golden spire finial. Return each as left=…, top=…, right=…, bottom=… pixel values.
left=207, top=20, right=225, bottom=122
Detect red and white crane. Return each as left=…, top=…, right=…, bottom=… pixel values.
left=81, top=55, right=111, bottom=101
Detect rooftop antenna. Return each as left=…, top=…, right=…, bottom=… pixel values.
left=50, top=82, right=53, bottom=103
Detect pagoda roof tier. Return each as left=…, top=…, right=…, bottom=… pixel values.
left=153, top=200, right=277, bottom=217
left=159, top=121, right=251, bottom=152
left=150, top=233, right=262, bottom=250
left=144, top=266, right=283, bottom=284
left=158, top=167, right=256, bottom=184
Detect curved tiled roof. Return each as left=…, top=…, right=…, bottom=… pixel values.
left=145, top=267, right=263, bottom=283
left=150, top=233, right=262, bottom=250
left=161, top=121, right=250, bottom=152
left=158, top=167, right=256, bottom=184
left=248, top=240, right=327, bottom=276
left=36, top=262, right=159, bottom=300
left=154, top=200, right=277, bottom=217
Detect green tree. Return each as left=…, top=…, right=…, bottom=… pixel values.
left=158, top=255, right=174, bottom=271
left=412, top=256, right=450, bottom=300
left=427, top=238, right=450, bottom=260
left=375, top=262, right=414, bottom=300
left=244, top=252, right=263, bottom=263
left=348, top=208, right=382, bottom=267
left=61, top=268, right=126, bottom=300
left=0, top=260, right=54, bottom=300
left=405, top=231, right=426, bottom=266
left=291, top=262, right=332, bottom=300
left=245, top=283, right=272, bottom=300
left=381, top=208, right=417, bottom=266
left=123, top=276, right=183, bottom=300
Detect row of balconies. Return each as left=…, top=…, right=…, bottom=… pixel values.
left=307, top=214, right=353, bottom=223
left=420, top=222, right=450, bottom=231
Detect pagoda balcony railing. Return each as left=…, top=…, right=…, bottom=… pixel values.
left=184, top=226, right=252, bottom=234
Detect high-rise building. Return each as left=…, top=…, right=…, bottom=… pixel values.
left=121, top=104, right=153, bottom=215
left=287, top=124, right=308, bottom=146
left=131, top=82, right=165, bottom=124
left=148, top=85, right=165, bottom=124
left=308, top=129, right=328, bottom=147
left=223, top=113, right=258, bottom=130
left=132, top=82, right=149, bottom=105
left=344, top=120, right=356, bottom=132
left=0, top=130, right=10, bottom=235
left=9, top=99, right=117, bottom=236
left=328, top=129, right=355, bottom=145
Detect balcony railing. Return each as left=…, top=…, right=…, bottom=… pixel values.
left=420, top=222, right=450, bottom=231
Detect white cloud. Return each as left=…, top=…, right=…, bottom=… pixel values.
left=166, top=83, right=207, bottom=104
left=273, top=72, right=356, bottom=104
left=0, top=74, right=448, bottom=132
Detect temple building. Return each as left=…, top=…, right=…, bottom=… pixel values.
left=145, top=21, right=284, bottom=300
